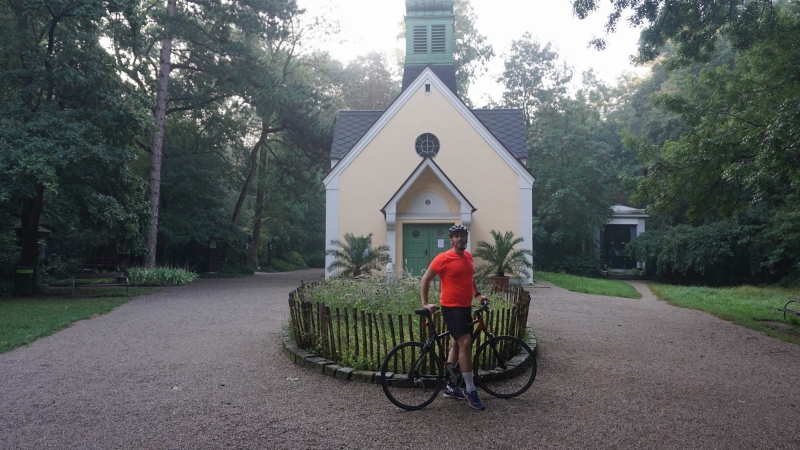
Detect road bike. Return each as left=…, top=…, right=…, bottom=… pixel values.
left=380, top=300, right=536, bottom=410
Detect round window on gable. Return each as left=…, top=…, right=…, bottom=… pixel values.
left=415, top=133, right=440, bottom=157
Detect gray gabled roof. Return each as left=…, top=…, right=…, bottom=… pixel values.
left=329, top=111, right=384, bottom=160
left=330, top=108, right=528, bottom=161
left=472, top=109, right=527, bottom=160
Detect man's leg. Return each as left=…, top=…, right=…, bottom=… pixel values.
left=443, top=337, right=467, bottom=399
left=455, top=333, right=472, bottom=373
left=455, top=334, right=485, bottom=409
left=447, top=336, right=460, bottom=366
left=455, top=333, right=477, bottom=393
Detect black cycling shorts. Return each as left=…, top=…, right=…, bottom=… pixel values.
left=441, top=306, right=473, bottom=339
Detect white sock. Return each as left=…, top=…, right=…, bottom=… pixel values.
left=463, top=372, right=476, bottom=393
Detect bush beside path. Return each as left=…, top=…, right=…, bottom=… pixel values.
left=1, top=271, right=799, bottom=449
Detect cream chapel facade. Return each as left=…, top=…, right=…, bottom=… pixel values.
left=323, top=0, right=534, bottom=283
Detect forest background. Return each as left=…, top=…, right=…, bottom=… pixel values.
left=2, top=0, right=798, bottom=291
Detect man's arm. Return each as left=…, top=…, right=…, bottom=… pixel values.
left=472, top=279, right=487, bottom=302
left=420, top=268, right=439, bottom=313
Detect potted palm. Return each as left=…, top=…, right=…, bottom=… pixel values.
left=473, top=230, right=533, bottom=290
left=325, top=232, right=391, bottom=278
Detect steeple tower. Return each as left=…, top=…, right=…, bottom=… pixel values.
left=402, top=0, right=458, bottom=95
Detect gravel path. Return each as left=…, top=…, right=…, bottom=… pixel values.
left=1, top=271, right=799, bottom=449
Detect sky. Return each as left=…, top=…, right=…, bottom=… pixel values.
left=296, top=0, right=650, bottom=106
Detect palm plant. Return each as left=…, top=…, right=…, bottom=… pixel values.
left=326, top=233, right=392, bottom=278
left=473, top=230, right=533, bottom=278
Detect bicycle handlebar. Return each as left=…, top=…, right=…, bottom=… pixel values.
left=418, top=300, right=490, bottom=316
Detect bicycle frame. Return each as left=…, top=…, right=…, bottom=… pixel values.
left=381, top=302, right=536, bottom=409
left=416, top=304, right=496, bottom=383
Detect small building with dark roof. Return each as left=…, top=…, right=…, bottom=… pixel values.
left=323, top=0, right=534, bottom=281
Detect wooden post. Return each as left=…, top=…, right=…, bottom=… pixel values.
left=388, top=314, right=397, bottom=351
left=361, top=310, right=367, bottom=359
left=326, top=306, right=334, bottom=358
left=353, top=308, right=359, bottom=359
left=407, top=314, right=414, bottom=343
left=398, top=315, right=405, bottom=344
left=318, top=302, right=323, bottom=341
left=336, top=308, right=342, bottom=361
left=379, top=312, right=387, bottom=359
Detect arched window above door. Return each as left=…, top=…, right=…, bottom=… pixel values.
left=408, top=191, right=447, bottom=213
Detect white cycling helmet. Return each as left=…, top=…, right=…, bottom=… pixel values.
left=448, top=224, right=468, bottom=236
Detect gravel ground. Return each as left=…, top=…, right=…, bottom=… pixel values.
left=1, top=271, right=799, bottom=449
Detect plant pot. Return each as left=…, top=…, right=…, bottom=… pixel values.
left=490, top=276, right=510, bottom=292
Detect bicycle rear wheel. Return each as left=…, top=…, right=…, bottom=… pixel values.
left=380, top=341, right=444, bottom=410
left=473, top=335, right=536, bottom=398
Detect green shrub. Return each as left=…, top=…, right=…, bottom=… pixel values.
left=284, top=251, right=307, bottom=267
left=268, top=257, right=303, bottom=272
left=128, top=266, right=199, bottom=286
left=325, top=233, right=391, bottom=277
left=543, top=254, right=603, bottom=277
left=302, top=251, right=325, bottom=268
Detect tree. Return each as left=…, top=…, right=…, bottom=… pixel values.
left=154, top=106, right=249, bottom=267
left=145, top=0, right=176, bottom=268
left=572, top=0, right=780, bottom=64
left=452, top=0, right=494, bottom=104
left=326, top=233, right=391, bottom=277
left=603, top=4, right=800, bottom=284
left=630, top=10, right=800, bottom=219
left=229, top=38, right=337, bottom=266
left=528, top=90, right=616, bottom=275
left=0, top=0, right=152, bottom=269
left=108, top=0, right=303, bottom=267
left=340, top=52, right=400, bottom=110
left=497, top=33, right=572, bottom=125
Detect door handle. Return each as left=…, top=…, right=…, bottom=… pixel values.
left=425, top=248, right=427, bottom=256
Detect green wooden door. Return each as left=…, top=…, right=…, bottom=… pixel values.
left=403, top=224, right=452, bottom=277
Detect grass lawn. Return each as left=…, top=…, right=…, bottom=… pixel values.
left=0, top=288, right=154, bottom=354
left=649, top=284, right=800, bottom=345
left=536, top=272, right=642, bottom=299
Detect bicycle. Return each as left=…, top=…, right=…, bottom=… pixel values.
left=380, top=300, right=536, bottom=410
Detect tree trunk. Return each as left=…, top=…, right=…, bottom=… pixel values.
left=19, top=184, right=45, bottom=268
left=230, top=122, right=270, bottom=229
left=145, top=0, right=176, bottom=269
left=250, top=147, right=268, bottom=265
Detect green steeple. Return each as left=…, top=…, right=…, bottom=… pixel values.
left=404, top=0, right=455, bottom=65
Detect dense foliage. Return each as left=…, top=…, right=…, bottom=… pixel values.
left=127, top=266, right=199, bottom=286
left=621, top=3, right=800, bottom=284
left=0, top=0, right=152, bottom=271
left=1, top=0, right=340, bottom=283
left=3, top=0, right=799, bottom=289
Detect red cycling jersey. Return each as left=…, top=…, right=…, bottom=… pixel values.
left=427, top=249, right=474, bottom=308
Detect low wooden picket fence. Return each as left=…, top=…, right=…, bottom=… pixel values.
left=287, top=283, right=532, bottom=371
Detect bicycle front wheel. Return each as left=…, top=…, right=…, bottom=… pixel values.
left=380, top=341, right=444, bottom=410
left=474, top=335, right=536, bottom=398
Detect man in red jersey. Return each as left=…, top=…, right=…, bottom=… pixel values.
left=420, top=224, right=488, bottom=410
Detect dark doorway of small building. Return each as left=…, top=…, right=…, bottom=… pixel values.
left=601, top=225, right=637, bottom=269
